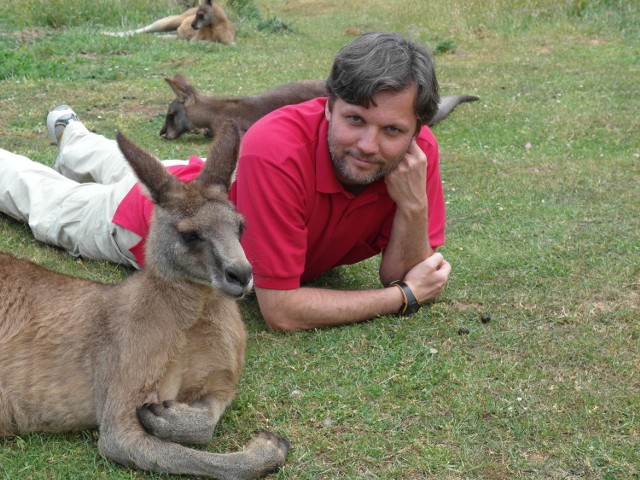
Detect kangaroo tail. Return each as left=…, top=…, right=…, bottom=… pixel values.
left=429, top=94, right=479, bottom=126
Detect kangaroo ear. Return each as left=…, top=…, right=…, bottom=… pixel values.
left=165, top=74, right=198, bottom=105
left=196, top=121, right=241, bottom=191
left=116, top=131, right=180, bottom=205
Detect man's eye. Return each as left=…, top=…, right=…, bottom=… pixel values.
left=180, top=230, right=202, bottom=245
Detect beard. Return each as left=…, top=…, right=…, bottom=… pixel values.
left=327, top=122, right=407, bottom=186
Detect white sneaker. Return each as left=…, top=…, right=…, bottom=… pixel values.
left=46, top=104, right=79, bottom=145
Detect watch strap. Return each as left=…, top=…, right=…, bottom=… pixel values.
left=390, top=280, right=421, bottom=316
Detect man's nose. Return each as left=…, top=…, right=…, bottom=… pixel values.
left=356, top=127, right=380, bottom=156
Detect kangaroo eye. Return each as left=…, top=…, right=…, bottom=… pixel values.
left=179, top=230, right=202, bottom=245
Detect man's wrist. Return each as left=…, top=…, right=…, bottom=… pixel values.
left=394, top=200, right=428, bottom=220
left=389, top=280, right=421, bottom=316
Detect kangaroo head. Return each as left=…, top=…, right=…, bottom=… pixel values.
left=191, top=0, right=216, bottom=30
left=116, top=122, right=252, bottom=298
left=160, top=74, right=199, bottom=140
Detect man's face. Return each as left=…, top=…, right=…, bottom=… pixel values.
left=326, top=87, right=418, bottom=187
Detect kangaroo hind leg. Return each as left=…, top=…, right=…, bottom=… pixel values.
left=99, top=426, right=290, bottom=479
left=103, top=9, right=196, bottom=37
left=134, top=14, right=189, bottom=34
left=137, top=400, right=218, bottom=445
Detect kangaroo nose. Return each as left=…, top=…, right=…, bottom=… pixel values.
left=225, top=264, right=253, bottom=289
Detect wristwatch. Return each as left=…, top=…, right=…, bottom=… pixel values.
left=390, top=280, right=421, bottom=316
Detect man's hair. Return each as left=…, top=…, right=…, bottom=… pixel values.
left=325, top=31, right=440, bottom=128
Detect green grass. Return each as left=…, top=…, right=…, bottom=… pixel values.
left=1, top=0, right=639, bottom=478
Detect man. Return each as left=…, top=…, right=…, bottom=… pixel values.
left=0, top=31, right=451, bottom=331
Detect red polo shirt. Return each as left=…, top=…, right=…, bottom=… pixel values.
left=228, top=98, right=445, bottom=289
left=112, top=98, right=445, bottom=286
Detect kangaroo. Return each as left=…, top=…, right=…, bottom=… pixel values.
left=0, top=122, right=289, bottom=479
left=160, top=74, right=479, bottom=141
left=160, top=74, right=328, bottom=140
left=104, top=0, right=235, bottom=45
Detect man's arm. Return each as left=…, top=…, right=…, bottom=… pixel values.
left=379, top=139, right=451, bottom=302
left=255, top=285, right=405, bottom=332
left=379, top=139, right=432, bottom=285
left=255, top=251, right=450, bottom=332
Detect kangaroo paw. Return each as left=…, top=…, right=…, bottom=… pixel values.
left=137, top=400, right=216, bottom=444
left=243, top=430, right=290, bottom=477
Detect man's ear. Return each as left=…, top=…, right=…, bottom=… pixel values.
left=324, top=101, right=332, bottom=122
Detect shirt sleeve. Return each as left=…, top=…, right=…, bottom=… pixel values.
left=419, top=127, right=446, bottom=249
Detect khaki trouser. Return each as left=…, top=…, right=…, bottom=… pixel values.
left=0, top=122, right=189, bottom=268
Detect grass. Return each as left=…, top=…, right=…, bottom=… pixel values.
left=1, top=0, right=639, bottom=478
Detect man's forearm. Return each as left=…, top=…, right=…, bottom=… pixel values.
left=255, top=285, right=406, bottom=332
left=379, top=202, right=431, bottom=285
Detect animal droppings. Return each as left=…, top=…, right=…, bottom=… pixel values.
left=458, top=327, right=470, bottom=335
left=481, top=314, right=491, bottom=324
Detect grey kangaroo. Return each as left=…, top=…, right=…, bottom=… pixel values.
left=159, top=73, right=479, bottom=141
left=0, top=122, right=289, bottom=479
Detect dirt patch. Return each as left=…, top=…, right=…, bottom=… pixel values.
left=0, top=28, right=46, bottom=41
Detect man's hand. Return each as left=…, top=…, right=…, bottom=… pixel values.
left=385, top=139, right=427, bottom=214
left=402, top=252, right=451, bottom=304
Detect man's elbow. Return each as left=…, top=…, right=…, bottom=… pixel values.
left=261, top=310, right=301, bottom=332
left=256, top=287, right=308, bottom=332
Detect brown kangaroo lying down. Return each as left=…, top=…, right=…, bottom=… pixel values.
left=160, top=73, right=479, bottom=141
left=0, top=122, right=288, bottom=479
left=104, top=0, right=235, bottom=45
left=160, top=74, right=328, bottom=140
